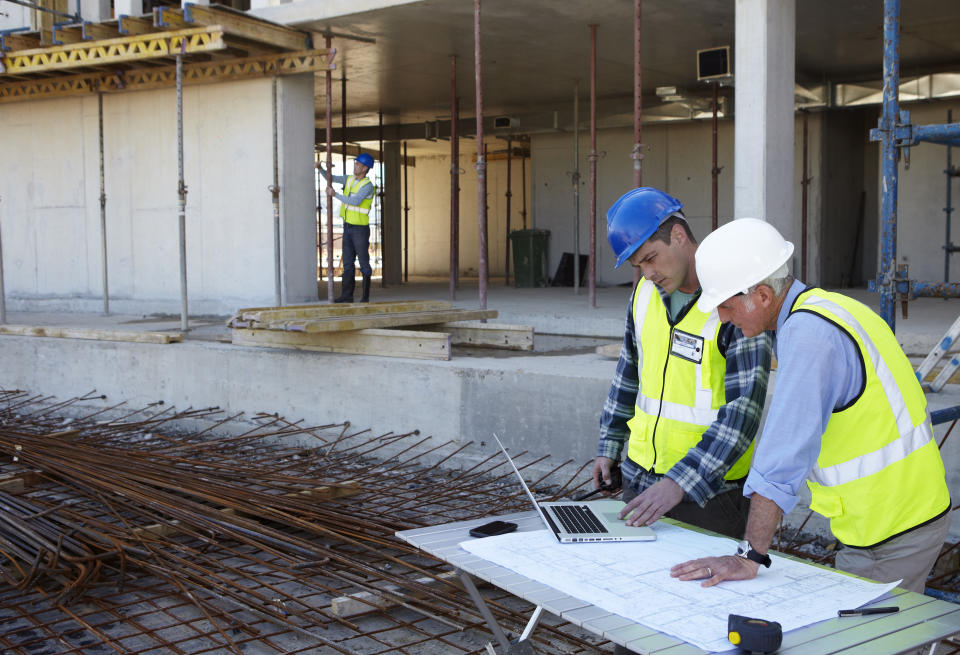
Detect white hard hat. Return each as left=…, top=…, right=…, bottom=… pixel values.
left=696, top=218, right=794, bottom=312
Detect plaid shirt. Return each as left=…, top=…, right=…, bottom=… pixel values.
left=597, top=284, right=772, bottom=506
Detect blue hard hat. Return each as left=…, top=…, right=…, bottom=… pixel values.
left=606, top=187, right=683, bottom=268
left=356, top=153, right=375, bottom=168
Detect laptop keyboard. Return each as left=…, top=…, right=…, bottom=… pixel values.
left=551, top=504, right=608, bottom=534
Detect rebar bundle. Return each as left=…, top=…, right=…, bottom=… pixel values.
left=0, top=390, right=604, bottom=654
left=0, top=389, right=957, bottom=655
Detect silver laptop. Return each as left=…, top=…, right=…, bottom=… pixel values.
left=494, top=435, right=656, bottom=543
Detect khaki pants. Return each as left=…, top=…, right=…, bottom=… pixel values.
left=835, top=511, right=951, bottom=594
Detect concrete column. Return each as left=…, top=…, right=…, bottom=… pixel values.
left=734, top=0, right=796, bottom=244
left=278, top=73, right=320, bottom=304
left=79, top=0, right=110, bottom=21
left=382, top=141, right=403, bottom=285
left=113, top=0, right=143, bottom=17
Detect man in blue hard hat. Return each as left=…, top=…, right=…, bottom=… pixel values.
left=317, top=153, right=377, bottom=303
left=595, top=191, right=773, bottom=651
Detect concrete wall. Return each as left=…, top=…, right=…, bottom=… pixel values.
left=0, top=3, right=32, bottom=31
left=895, top=100, right=960, bottom=285
left=0, top=335, right=615, bottom=468
left=409, top=149, right=529, bottom=278
left=530, top=119, right=799, bottom=287
left=0, top=75, right=317, bottom=316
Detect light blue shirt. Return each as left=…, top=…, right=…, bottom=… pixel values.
left=743, top=280, right=862, bottom=514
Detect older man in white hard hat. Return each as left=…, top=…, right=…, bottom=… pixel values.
left=669, top=218, right=951, bottom=594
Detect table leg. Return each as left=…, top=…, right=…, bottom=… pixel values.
left=458, top=568, right=512, bottom=652
left=458, top=568, right=542, bottom=654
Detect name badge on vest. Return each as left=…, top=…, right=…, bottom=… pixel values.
left=670, top=329, right=704, bottom=363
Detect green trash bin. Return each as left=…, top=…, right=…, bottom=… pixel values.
left=509, top=229, right=550, bottom=287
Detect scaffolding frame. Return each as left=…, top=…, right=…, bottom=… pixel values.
left=868, top=0, right=960, bottom=331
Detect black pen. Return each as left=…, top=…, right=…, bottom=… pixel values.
left=837, top=606, right=899, bottom=617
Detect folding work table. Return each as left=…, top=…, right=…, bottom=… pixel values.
left=397, top=511, right=960, bottom=654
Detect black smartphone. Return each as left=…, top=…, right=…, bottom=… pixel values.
left=468, top=520, right=518, bottom=538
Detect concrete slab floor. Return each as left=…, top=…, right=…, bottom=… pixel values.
left=8, top=280, right=960, bottom=350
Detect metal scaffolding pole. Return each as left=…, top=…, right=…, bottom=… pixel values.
left=946, top=109, right=957, bottom=284
left=176, top=48, right=188, bottom=332
left=522, top=154, right=527, bottom=229
left=378, top=109, right=384, bottom=286
left=801, top=110, right=810, bottom=282
left=711, top=82, right=719, bottom=232
left=341, top=76, right=347, bottom=174
left=869, top=0, right=960, bottom=329
left=450, top=55, right=460, bottom=300
left=631, top=0, right=644, bottom=289
left=403, top=140, right=409, bottom=283
left=325, top=35, right=334, bottom=302
left=271, top=76, right=282, bottom=308
left=588, top=24, right=598, bottom=309
left=632, top=0, right=643, bottom=189
left=98, top=92, right=109, bottom=315
left=474, top=0, right=488, bottom=311
left=0, top=198, right=5, bottom=325
left=573, top=82, right=581, bottom=295
left=505, top=136, right=512, bottom=286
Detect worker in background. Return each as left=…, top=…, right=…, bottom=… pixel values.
left=597, top=190, right=773, bottom=655
left=670, top=218, right=951, bottom=595
left=317, top=153, right=377, bottom=303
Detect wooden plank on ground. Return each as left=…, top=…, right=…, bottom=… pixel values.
left=229, top=300, right=451, bottom=327
left=279, top=309, right=498, bottom=333
left=232, top=327, right=451, bottom=360
left=0, top=471, right=42, bottom=494
left=417, top=321, right=534, bottom=351
left=0, top=325, right=182, bottom=344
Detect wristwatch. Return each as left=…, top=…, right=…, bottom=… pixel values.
left=736, top=540, right=772, bottom=568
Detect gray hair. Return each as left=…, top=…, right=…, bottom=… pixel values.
left=750, top=263, right=792, bottom=297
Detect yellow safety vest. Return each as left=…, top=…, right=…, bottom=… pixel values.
left=339, top=175, right=374, bottom=226
left=794, top=288, right=950, bottom=547
left=626, top=279, right=754, bottom=480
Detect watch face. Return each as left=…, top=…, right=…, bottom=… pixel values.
left=737, top=540, right=750, bottom=556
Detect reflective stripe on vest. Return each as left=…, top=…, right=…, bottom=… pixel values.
left=625, top=279, right=753, bottom=480
left=793, top=289, right=950, bottom=546
left=800, top=294, right=931, bottom=487
left=340, top=176, right=374, bottom=226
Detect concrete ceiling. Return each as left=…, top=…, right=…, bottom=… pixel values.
left=252, top=0, right=960, bottom=132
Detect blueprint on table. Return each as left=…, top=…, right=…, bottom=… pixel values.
left=461, top=523, right=898, bottom=652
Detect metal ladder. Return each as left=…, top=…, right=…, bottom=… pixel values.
left=915, top=313, right=960, bottom=392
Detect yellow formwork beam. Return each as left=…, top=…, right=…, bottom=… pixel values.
left=0, top=49, right=334, bottom=103
left=1, top=26, right=226, bottom=75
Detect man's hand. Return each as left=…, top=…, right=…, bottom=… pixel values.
left=618, top=478, right=684, bottom=526
left=669, top=555, right=759, bottom=587
left=325, top=186, right=335, bottom=197
left=592, top=456, right=619, bottom=493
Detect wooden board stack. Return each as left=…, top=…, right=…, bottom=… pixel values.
left=228, top=300, right=534, bottom=360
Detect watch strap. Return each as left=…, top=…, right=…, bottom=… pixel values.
left=737, top=542, right=772, bottom=568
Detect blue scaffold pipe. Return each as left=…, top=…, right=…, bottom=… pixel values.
left=877, top=0, right=901, bottom=332
left=912, top=122, right=960, bottom=147
left=912, top=282, right=960, bottom=298
left=930, top=405, right=960, bottom=425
